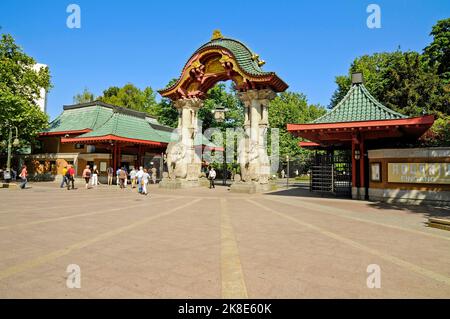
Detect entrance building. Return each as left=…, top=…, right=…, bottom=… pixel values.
left=287, top=73, right=437, bottom=201
left=34, top=101, right=215, bottom=179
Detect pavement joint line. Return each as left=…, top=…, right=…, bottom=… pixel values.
left=263, top=196, right=450, bottom=242
left=247, top=199, right=450, bottom=288
left=0, top=197, right=178, bottom=230
left=0, top=198, right=202, bottom=281
left=0, top=195, right=168, bottom=215
left=0, top=194, right=167, bottom=211
left=220, top=198, right=248, bottom=299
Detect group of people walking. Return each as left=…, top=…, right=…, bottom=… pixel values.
left=60, top=165, right=157, bottom=195
left=81, top=165, right=100, bottom=189
left=60, top=164, right=76, bottom=190
left=15, top=164, right=217, bottom=192
left=113, top=166, right=156, bottom=195
left=0, top=165, right=28, bottom=189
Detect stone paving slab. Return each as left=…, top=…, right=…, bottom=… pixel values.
left=0, top=182, right=449, bottom=298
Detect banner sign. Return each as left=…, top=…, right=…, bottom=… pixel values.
left=388, top=163, right=450, bottom=184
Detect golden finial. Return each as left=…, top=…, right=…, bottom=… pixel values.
left=211, top=29, right=223, bottom=40
left=258, top=60, right=266, bottom=66
left=251, top=54, right=259, bottom=61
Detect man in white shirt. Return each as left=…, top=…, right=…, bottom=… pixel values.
left=136, top=166, right=144, bottom=193
left=208, top=167, right=216, bottom=189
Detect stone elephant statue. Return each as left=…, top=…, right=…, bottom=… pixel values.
left=166, top=141, right=187, bottom=179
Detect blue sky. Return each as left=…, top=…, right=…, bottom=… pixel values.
left=0, top=0, right=448, bottom=119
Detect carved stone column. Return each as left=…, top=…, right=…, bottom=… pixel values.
left=165, top=98, right=203, bottom=182
left=237, top=89, right=276, bottom=186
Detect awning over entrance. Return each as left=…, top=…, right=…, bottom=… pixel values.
left=289, top=115, right=435, bottom=147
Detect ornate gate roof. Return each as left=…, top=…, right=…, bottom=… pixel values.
left=159, top=30, right=288, bottom=100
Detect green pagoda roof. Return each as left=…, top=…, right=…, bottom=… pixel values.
left=313, top=83, right=407, bottom=124
left=44, top=101, right=218, bottom=148
left=77, top=111, right=171, bottom=144
left=45, top=102, right=114, bottom=133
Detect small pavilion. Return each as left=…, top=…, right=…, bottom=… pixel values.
left=287, top=73, right=435, bottom=199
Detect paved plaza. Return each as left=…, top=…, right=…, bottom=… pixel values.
left=0, top=182, right=450, bottom=298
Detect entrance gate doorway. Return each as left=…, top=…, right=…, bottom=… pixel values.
left=310, top=151, right=352, bottom=197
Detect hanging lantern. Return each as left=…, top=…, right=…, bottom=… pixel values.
left=212, top=104, right=228, bottom=123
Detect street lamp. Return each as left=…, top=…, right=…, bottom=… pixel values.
left=286, top=154, right=290, bottom=189
left=212, top=104, right=229, bottom=185
left=212, top=103, right=228, bottom=122
left=1, top=121, right=20, bottom=181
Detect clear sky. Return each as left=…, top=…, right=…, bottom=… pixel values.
left=0, top=0, right=449, bottom=119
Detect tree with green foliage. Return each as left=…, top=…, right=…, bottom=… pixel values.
left=330, top=19, right=450, bottom=146
left=73, top=88, right=95, bottom=104
left=150, top=78, right=179, bottom=127
left=199, top=83, right=243, bottom=131
left=330, top=51, right=448, bottom=116
left=269, top=92, right=326, bottom=158
left=98, top=83, right=159, bottom=115
left=154, top=97, right=178, bottom=127
left=0, top=34, right=51, bottom=152
left=423, top=18, right=450, bottom=84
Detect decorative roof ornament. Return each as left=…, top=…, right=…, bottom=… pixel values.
left=211, top=29, right=224, bottom=40
left=251, top=53, right=265, bottom=66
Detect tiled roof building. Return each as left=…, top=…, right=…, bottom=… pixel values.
left=34, top=101, right=216, bottom=178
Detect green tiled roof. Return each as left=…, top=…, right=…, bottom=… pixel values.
left=78, top=112, right=171, bottom=143
left=313, top=83, right=406, bottom=124
left=46, top=101, right=219, bottom=147
left=46, top=104, right=113, bottom=133
left=79, top=113, right=217, bottom=147
left=195, top=38, right=272, bottom=77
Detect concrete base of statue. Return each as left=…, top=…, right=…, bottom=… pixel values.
left=159, top=178, right=201, bottom=189
left=199, top=177, right=210, bottom=188
left=230, top=180, right=277, bottom=194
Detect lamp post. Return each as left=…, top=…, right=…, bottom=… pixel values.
left=2, top=121, right=20, bottom=181
left=286, top=154, right=290, bottom=189
left=212, top=104, right=229, bottom=186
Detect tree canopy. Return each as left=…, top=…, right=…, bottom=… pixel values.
left=423, top=18, right=450, bottom=84
left=97, top=83, right=159, bottom=116
left=269, top=92, right=326, bottom=158
left=73, top=88, right=95, bottom=104
left=0, top=34, right=51, bottom=151
left=330, top=18, right=450, bottom=146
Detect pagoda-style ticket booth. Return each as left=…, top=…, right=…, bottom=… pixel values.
left=288, top=73, right=435, bottom=200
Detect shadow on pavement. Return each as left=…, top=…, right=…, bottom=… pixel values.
left=265, top=183, right=351, bottom=199
left=367, top=201, right=450, bottom=219
left=266, top=183, right=450, bottom=220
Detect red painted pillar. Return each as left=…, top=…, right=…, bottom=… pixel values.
left=138, top=145, right=142, bottom=167
left=359, top=138, right=365, bottom=188
left=117, top=144, right=121, bottom=169
left=351, top=140, right=357, bottom=188
left=113, top=143, right=117, bottom=172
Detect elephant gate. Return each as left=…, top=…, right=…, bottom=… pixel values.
left=158, top=30, right=288, bottom=192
